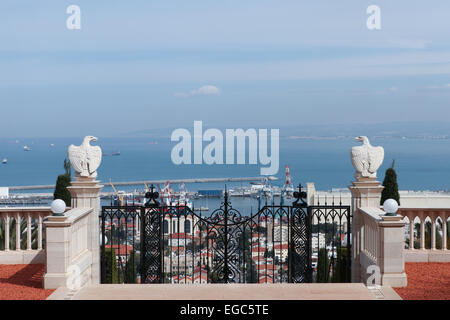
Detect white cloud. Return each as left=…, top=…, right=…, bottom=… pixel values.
left=174, top=85, right=221, bottom=98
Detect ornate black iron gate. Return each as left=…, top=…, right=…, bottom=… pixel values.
left=100, top=185, right=351, bottom=284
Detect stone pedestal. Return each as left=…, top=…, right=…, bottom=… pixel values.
left=67, top=176, right=103, bottom=285
left=349, top=177, right=407, bottom=287
left=348, top=177, right=384, bottom=208
left=43, top=208, right=94, bottom=289
left=43, top=215, right=72, bottom=289
left=378, top=215, right=408, bottom=287
left=348, top=177, right=384, bottom=283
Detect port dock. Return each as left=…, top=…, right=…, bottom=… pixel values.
left=0, top=176, right=281, bottom=205
left=6, top=176, right=277, bottom=191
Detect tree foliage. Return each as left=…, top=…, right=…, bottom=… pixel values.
left=331, top=247, right=350, bottom=283
left=316, top=248, right=330, bottom=283
left=104, top=248, right=120, bottom=283
left=125, top=250, right=138, bottom=283
left=64, top=158, right=71, bottom=178
left=53, top=159, right=72, bottom=206
left=381, top=167, right=400, bottom=205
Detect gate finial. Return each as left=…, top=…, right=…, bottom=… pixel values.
left=145, top=184, right=160, bottom=208
left=293, top=184, right=307, bottom=207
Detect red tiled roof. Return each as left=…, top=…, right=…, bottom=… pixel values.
left=252, top=256, right=264, bottom=262
left=258, top=276, right=273, bottom=283
left=274, top=244, right=289, bottom=250
left=257, top=265, right=275, bottom=270
left=105, top=244, right=134, bottom=254
left=252, top=233, right=264, bottom=238
left=168, top=233, right=192, bottom=239
left=174, top=275, right=192, bottom=282
left=193, top=273, right=208, bottom=281
left=194, top=265, right=208, bottom=273
left=201, top=252, right=212, bottom=257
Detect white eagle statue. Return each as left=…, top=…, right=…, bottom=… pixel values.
left=68, top=136, right=102, bottom=178
left=350, top=136, right=384, bottom=179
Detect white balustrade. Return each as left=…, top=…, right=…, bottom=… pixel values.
left=400, top=209, right=449, bottom=251
left=359, top=208, right=381, bottom=266
left=400, top=209, right=450, bottom=263
left=0, top=207, right=52, bottom=264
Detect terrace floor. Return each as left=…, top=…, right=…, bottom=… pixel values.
left=394, top=262, right=450, bottom=300
left=0, top=264, right=54, bottom=300
left=3, top=262, right=449, bottom=300
left=48, top=283, right=401, bottom=300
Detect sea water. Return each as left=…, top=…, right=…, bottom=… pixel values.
left=0, top=136, right=449, bottom=212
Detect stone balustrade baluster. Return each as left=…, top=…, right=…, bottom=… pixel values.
left=5, top=214, right=10, bottom=251
left=420, top=219, right=425, bottom=250
left=431, top=215, right=436, bottom=250
left=38, top=214, right=43, bottom=250
left=15, top=214, right=21, bottom=250
left=409, top=214, right=414, bottom=250
left=27, top=213, right=32, bottom=250
left=442, top=215, right=447, bottom=250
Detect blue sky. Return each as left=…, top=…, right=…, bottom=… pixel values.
left=0, top=1, right=450, bottom=137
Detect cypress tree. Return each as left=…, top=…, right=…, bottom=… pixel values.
left=380, top=164, right=400, bottom=205
left=105, top=248, right=119, bottom=283
left=316, top=248, right=330, bottom=283
left=64, top=158, right=71, bottom=178
left=53, top=158, right=72, bottom=206
left=125, top=250, right=138, bottom=283
left=331, top=247, right=350, bottom=283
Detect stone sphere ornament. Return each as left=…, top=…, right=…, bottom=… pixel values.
left=51, top=199, right=67, bottom=216
left=383, top=199, right=399, bottom=216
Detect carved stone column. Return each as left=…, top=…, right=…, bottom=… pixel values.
left=67, top=176, right=103, bottom=285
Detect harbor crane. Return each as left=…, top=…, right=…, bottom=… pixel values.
left=109, top=179, right=124, bottom=206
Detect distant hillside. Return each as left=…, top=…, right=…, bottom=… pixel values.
left=123, top=121, right=450, bottom=139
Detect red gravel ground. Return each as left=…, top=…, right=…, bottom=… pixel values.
left=0, top=264, right=54, bottom=300
left=394, top=262, right=450, bottom=300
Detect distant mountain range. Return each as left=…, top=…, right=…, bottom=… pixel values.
left=123, top=121, right=450, bottom=140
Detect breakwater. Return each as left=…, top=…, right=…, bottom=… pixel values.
left=7, top=176, right=278, bottom=191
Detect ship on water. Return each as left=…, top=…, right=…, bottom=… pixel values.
left=23, top=145, right=31, bottom=151
left=2, top=158, right=7, bottom=164
left=104, top=150, right=121, bottom=157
